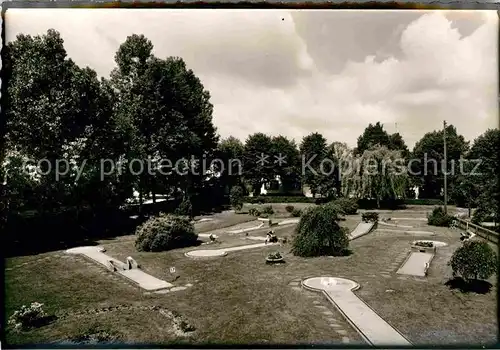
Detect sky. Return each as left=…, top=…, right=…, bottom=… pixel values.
left=5, top=9, right=499, bottom=149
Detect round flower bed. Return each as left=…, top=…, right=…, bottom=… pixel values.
left=266, top=251, right=284, bottom=264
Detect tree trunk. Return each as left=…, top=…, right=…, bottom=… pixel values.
left=376, top=197, right=380, bottom=209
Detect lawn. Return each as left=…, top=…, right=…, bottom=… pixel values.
left=5, top=205, right=497, bottom=346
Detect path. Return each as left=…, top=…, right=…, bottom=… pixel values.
left=66, top=246, right=173, bottom=291
left=377, top=228, right=434, bottom=236
left=349, top=222, right=375, bottom=240
left=227, top=222, right=264, bottom=234
left=379, top=221, right=413, bottom=228
left=302, top=277, right=411, bottom=346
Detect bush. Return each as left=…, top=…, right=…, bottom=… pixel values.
left=449, top=240, right=498, bottom=282
left=404, top=199, right=444, bottom=206
left=261, top=205, right=274, bottom=215
left=291, top=208, right=302, bottom=217
left=357, top=198, right=406, bottom=210
left=362, top=212, right=379, bottom=223
left=427, top=206, right=453, bottom=227
left=8, top=302, right=48, bottom=331
left=135, top=213, right=197, bottom=252
left=248, top=208, right=261, bottom=217
left=175, top=198, right=193, bottom=218
left=285, top=205, right=295, bottom=213
left=229, top=186, right=244, bottom=211
left=332, top=198, right=359, bottom=215
left=292, top=205, right=349, bottom=257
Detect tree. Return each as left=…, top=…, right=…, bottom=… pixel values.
left=300, top=132, right=328, bottom=198
left=243, top=133, right=273, bottom=195
left=110, top=35, right=218, bottom=211
left=4, top=29, right=125, bottom=218
left=466, top=129, right=500, bottom=223
left=292, top=204, right=349, bottom=257
left=449, top=240, right=498, bottom=282
left=355, top=122, right=391, bottom=155
left=347, top=145, right=408, bottom=208
left=229, top=185, right=244, bottom=211
left=388, top=132, right=410, bottom=160
left=411, top=124, right=469, bottom=199
left=329, top=142, right=354, bottom=197
left=216, top=136, right=244, bottom=193
left=270, top=135, right=301, bottom=193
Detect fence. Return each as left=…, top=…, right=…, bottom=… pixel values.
left=454, top=217, right=499, bottom=244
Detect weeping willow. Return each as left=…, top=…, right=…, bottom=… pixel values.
left=342, top=145, right=408, bottom=207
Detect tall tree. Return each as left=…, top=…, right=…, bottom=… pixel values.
left=328, top=141, right=354, bottom=197
left=355, top=122, right=391, bottom=155
left=300, top=132, right=328, bottom=198
left=351, top=145, right=408, bottom=208
left=411, top=124, right=469, bottom=199
left=243, top=133, right=273, bottom=195
left=4, top=29, right=123, bottom=217
left=270, top=135, right=301, bottom=193
left=110, top=35, right=218, bottom=210
left=464, top=129, right=499, bottom=222
left=216, top=136, right=244, bottom=193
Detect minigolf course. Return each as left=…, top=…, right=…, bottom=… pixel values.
left=66, top=246, right=173, bottom=291
left=302, top=277, right=411, bottom=346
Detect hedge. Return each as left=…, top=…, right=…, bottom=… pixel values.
left=244, top=196, right=446, bottom=207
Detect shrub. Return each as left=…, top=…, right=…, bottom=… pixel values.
left=404, top=198, right=443, bottom=206
left=175, top=198, right=193, bottom=218
left=285, top=205, right=295, bottom=213
left=8, top=302, right=48, bottom=331
left=427, top=206, right=453, bottom=227
left=362, top=212, right=379, bottom=223
left=414, top=241, right=434, bottom=247
left=229, top=186, right=244, bottom=211
left=449, top=240, right=498, bottom=282
left=244, top=196, right=315, bottom=204
left=291, top=208, right=302, bottom=217
left=135, top=213, right=197, bottom=252
left=248, top=208, right=261, bottom=217
left=292, top=205, right=349, bottom=257
left=267, top=251, right=282, bottom=260
left=261, top=205, right=274, bottom=215
left=332, top=198, right=359, bottom=215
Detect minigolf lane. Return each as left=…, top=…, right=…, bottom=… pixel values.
left=185, top=242, right=280, bottom=258
left=302, top=277, right=412, bottom=346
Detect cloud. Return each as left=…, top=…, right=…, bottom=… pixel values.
left=6, top=9, right=498, bottom=150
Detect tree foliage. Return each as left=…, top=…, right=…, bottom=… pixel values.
left=243, top=133, right=273, bottom=194
left=135, top=213, right=197, bottom=252
left=270, top=135, right=301, bottom=193
left=449, top=240, right=498, bottom=282
left=300, top=132, right=330, bottom=198
left=229, top=185, right=244, bottom=211
left=411, top=124, right=469, bottom=199
left=345, top=145, right=408, bottom=208
left=292, top=205, right=349, bottom=257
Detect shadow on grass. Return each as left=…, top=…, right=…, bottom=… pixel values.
left=445, top=277, right=493, bottom=294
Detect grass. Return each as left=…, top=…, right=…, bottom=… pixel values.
left=5, top=205, right=497, bottom=346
